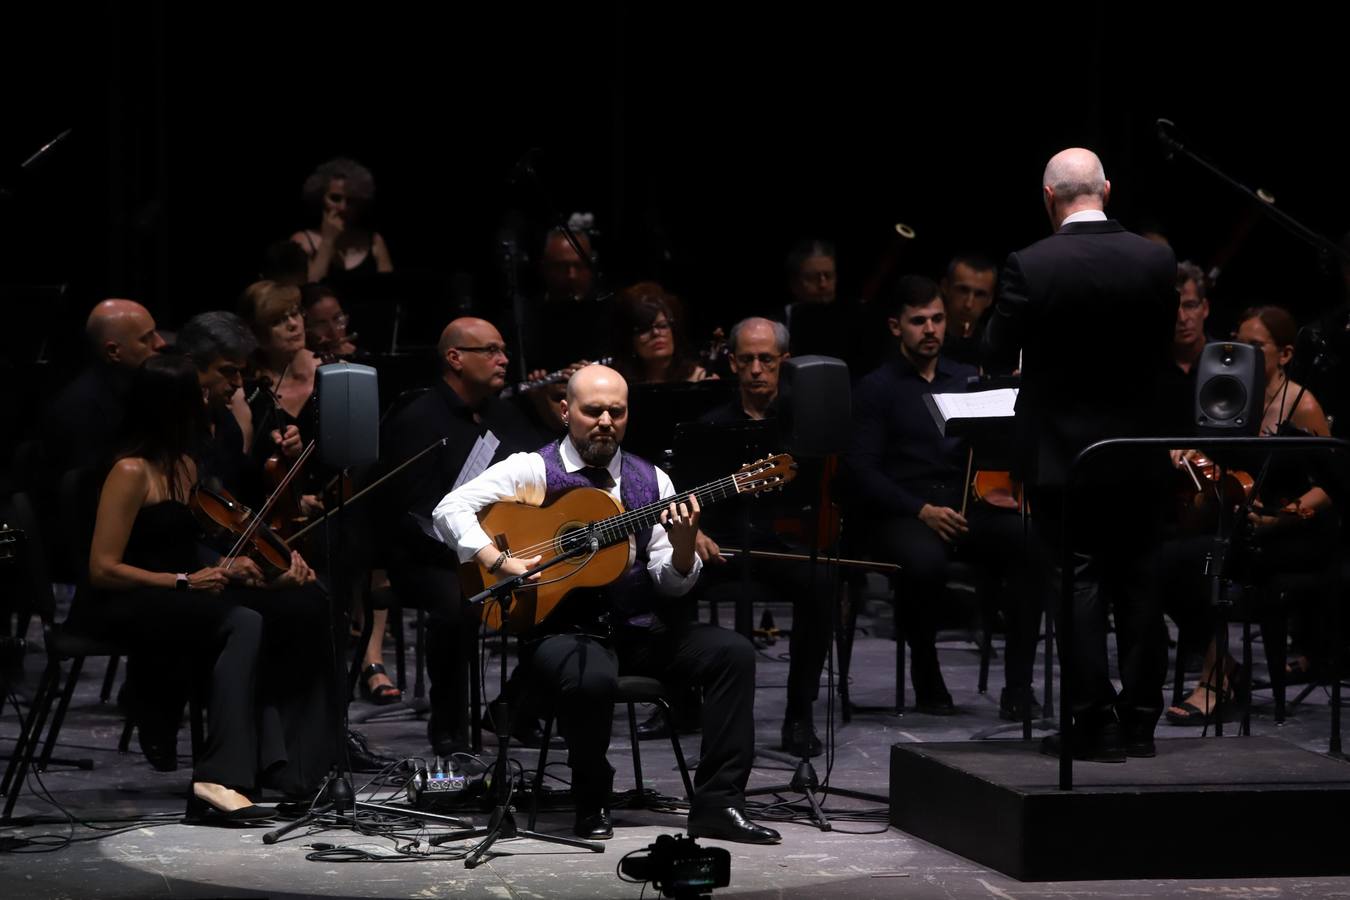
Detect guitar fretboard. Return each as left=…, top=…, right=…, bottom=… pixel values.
left=571, top=474, right=745, bottom=551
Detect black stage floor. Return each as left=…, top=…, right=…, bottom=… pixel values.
left=3, top=580, right=1350, bottom=898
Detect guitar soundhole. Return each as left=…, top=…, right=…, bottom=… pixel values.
left=555, top=521, right=595, bottom=563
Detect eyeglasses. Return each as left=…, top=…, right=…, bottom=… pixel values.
left=635, top=319, right=674, bottom=338
left=1179, top=299, right=1206, bottom=313
left=307, top=313, right=349, bottom=331
left=734, top=352, right=783, bottom=369
left=455, top=345, right=509, bottom=358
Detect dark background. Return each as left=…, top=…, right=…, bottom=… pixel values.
left=3, top=3, right=1347, bottom=381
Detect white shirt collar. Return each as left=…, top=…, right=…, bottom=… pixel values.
left=1059, top=209, right=1108, bottom=228
left=558, top=437, right=623, bottom=480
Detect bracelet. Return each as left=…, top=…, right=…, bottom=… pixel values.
left=487, top=551, right=508, bottom=574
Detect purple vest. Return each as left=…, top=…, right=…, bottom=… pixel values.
left=539, top=441, right=660, bottom=621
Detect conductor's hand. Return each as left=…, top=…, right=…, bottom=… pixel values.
left=661, top=494, right=702, bottom=576
left=695, top=529, right=725, bottom=564
left=918, top=504, right=969, bottom=544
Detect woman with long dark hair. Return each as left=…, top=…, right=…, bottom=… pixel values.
left=611, top=282, right=711, bottom=384
left=85, top=355, right=334, bottom=823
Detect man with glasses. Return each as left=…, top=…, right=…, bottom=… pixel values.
left=693, top=319, right=831, bottom=755
left=375, top=317, right=541, bottom=756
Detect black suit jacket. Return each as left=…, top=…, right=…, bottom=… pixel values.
left=984, top=219, right=1177, bottom=491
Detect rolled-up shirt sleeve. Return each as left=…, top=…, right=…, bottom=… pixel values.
left=645, top=467, right=702, bottom=596
left=432, top=452, right=546, bottom=564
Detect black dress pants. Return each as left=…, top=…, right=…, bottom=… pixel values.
left=385, top=561, right=475, bottom=744
left=528, top=620, right=756, bottom=812
left=870, top=506, right=1044, bottom=698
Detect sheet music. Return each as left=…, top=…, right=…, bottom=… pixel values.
left=931, top=388, right=1018, bottom=422
left=452, top=431, right=500, bottom=491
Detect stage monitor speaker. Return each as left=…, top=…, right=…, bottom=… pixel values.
left=1194, top=341, right=1264, bottom=435
left=316, top=362, right=380, bottom=468
left=780, top=355, right=851, bottom=457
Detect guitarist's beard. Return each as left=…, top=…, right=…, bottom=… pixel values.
left=572, top=433, right=618, bottom=467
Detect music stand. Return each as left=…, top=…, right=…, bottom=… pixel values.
left=925, top=384, right=1056, bottom=741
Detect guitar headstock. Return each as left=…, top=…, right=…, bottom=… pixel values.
left=733, top=454, right=797, bottom=496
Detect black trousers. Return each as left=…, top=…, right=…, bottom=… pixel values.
left=870, top=506, right=1044, bottom=697
left=1033, top=486, right=1168, bottom=737
left=385, top=561, right=475, bottom=743
left=528, top=620, right=756, bottom=812
left=77, top=584, right=337, bottom=795
left=700, top=556, right=832, bottom=718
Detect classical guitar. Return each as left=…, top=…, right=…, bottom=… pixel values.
left=464, top=454, right=796, bottom=632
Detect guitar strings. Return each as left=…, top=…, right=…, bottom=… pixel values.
left=500, top=475, right=745, bottom=560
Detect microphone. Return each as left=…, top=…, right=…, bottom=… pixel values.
left=1156, top=118, right=1182, bottom=160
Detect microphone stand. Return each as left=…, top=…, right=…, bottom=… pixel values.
left=1156, top=119, right=1350, bottom=271
left=508, top=149, right=612, bottom=303
left=429, top=541, right=607, bottom=867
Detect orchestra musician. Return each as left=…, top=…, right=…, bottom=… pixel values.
left=432, top=365, right=780, bottom=844
left=844, top=276, right=1044, bottom=720
left=79, top=355, right=335, bottom=824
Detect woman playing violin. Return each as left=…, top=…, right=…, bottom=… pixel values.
left=83, top=356, right=334, bottom=823
left=1165, top=305, right=1335, bottom=725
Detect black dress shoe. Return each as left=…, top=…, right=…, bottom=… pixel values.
left=479, top=708, right=548, bottom=748
left=574, top=808, right=613, bottom=839
left=636, top=706, right=701, bottom=741
left=137, top=729, right=179, bottom=772
left=184, top=794, right=275, bottom=826
left=687, top=807, right=781, bottom=844
left=1125, top=731, right=1157, bottom=758
left=780, top=718, right=823, bottom=758
left=999, top=687, right=1043, bottom=722
left=1039, top=727, right=1126, bottom=763
left=348, top=729, right=398, bottom=773
left=914, top=692, right=957, bottom=716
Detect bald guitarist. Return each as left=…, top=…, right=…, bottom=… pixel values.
left=432, top=364, right=780, bottom=846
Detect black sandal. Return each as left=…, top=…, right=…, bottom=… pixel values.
left=361, top=663, right=402, bottom=705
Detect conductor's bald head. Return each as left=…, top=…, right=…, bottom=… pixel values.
left=1042, top=148, right=1110, bottom=230
left=86, top=299, right=166, bottom=367
left=562, top=364, right=628, bottom=466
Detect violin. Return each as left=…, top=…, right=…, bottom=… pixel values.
left=1175, top=452, right=1254, bottom=532
left=190, top=485, right=293, bottom=580
left=970, top=470, right=1025, bottom=512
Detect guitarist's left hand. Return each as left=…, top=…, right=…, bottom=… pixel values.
left=661, top=494, right=702, bottom=576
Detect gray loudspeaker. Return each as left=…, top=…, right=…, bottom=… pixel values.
left=1194, top=341, right=1265, bottom=435
left=316, top=363, right=380, bottom=467
left=780, top=355, right=852, bottom=457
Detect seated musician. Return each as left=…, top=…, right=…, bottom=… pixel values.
left=695, top=317, right=831, bottom=757
left=611, top=282, right=711, bottom=384
left=1165, top=305, right=1337, bottom=724
left=377, top=318, right=541, bottom=753
left=300, top=282, right=361, bottom=361
left=176, top=311, right=259, bottom=498
left=432, top=364, right=780, bottom=844
left=938, top=252, right=999, bottom=369
left=81, top=355, right=335, bottom=824
left=843, top=275, right=1043, bottom=718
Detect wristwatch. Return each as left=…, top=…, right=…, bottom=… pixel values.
left=175, top=573, right=190, bottom=592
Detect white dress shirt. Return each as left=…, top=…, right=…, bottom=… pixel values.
left=1059, top=209, right=1108, bottom=228
left=432, top=438, right=701, bottom=597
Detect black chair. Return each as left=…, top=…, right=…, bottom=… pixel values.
left=528, top=676, right=695, bottom=830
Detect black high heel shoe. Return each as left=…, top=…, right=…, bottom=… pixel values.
left=184, top=792, right=275, bottom=827
left=360, top=663, right=403, bottom=705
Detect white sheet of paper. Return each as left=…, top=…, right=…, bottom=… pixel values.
left=452, top=431, right=500, bottom=491
left=931, top=388, right=1018, bottom=421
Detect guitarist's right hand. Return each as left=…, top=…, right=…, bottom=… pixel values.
left=475, top=545, right=543, bottom=581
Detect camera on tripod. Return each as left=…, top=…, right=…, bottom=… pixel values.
left=619, top=833, right=730, bottom=898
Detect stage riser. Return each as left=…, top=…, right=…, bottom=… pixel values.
left=890, top=739, right=1350, bottom=881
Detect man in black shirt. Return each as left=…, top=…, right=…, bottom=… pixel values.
left=695, top=318, right=833, bottom=755
left=939, top=252, right=999, bottom=370
left=845, top=276, right=1042, bottom=717
left=376, top=317, right=541, bottom=754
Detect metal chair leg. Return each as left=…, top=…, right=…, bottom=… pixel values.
left=528, top=715, right=554, bottom=831
left=39, top=656, right=85, bottom=771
